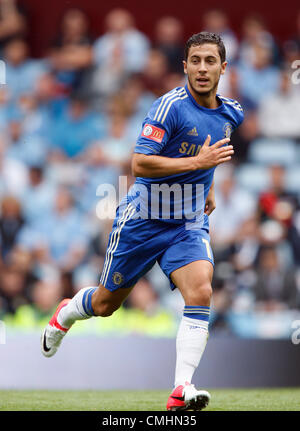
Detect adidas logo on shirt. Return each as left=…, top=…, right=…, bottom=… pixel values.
left=187, top=127, right=198, bottom=136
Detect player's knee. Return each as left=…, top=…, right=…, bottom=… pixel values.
left=200, top=283, right=213, bottom=304
left=93, top=301, right=119, bottom=317
left=185, top=282, right=212, bottom=306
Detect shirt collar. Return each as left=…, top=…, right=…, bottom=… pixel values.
left=185, top=84, right=225, bottom=115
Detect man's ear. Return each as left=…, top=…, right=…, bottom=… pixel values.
left=183, top=60, right=187, bottom=75
left=220, top=61, right=228, bottom=75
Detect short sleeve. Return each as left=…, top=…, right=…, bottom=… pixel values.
left=234, top=106, right=244, bottom=128
left=134, top=94, right=178, bottom=155
left=229, top=100, right=244, bottom=129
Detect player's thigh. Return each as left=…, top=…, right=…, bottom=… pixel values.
left=171, top=260, right=214, bottom=305
left=100, top=212, right=171, bottom=292
left=158, top=227, right=214, bottom=293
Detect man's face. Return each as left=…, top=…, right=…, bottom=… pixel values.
left=183, top=43, right=227, bottom=95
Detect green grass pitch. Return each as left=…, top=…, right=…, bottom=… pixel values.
left=0, top=388, right=299, bottom=411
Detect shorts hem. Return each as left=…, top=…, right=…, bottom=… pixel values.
left=166, top=257, right=215, bottom=291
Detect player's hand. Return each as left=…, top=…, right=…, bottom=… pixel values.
left=204, top=191, right=216, bottom=216
left=193, top=135, right=234, bottom=170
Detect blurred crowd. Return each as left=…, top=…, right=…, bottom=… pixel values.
left=0, top=1, right=300, bottom=338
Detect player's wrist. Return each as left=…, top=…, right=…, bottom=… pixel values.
left=190, top=156, right=201, bottom=171
left=192, top=155, right=207, bottom=170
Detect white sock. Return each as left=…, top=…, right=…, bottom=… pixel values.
left=174, top=315, right=209, bottom=388
left=57, top=286, right=97, bottom=329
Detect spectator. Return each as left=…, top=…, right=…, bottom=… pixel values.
left=142, top=49, right=169, bottom=97
left=29, top=279, right=63, bottom=315
left=154, top=16, right=184, bottom=74
left=239, top=14, right=280, bottom=67
left=4, top=37, right=48, bottom=100
left=30, top=188, right=91, bottom=272
left=21, top=165, right=57, bottom=223
left=236, top=41, right=281, bottom=107
left=257, top=164, right=298, bottom=269
left=4, top=115, right=49, bottom=166
left=232, top=216, right=261, bottom=273
left=7, top=90, right=61, bottom=149
left=49, top=8, right=93, bottom=90
left=0, top=0, right=27, bottom=53
left=118, top=74, right=156, bottom=126
left=202, top=9, right=238, bottom=63
left=92, top=8, right=150, bottom=96
left=0, top=264, right=30, bottom=314
left=50, top=94, right=105, bottom=159
left=0, top=195, right=24, bottom=261
left=258, top=69, right=300, bottom=139
left=33, top=73, right=69, bottom=135
left=258, top=164, right=297, bottom=225
left=13, top=93, right=45, bottom=137
left=0, top=134, right=28, bottom=196
left=252, top=246, right=299, bottom=311
left=35, top=73, right=68, bottom=112
left=8, top=278, right=63, bottom=328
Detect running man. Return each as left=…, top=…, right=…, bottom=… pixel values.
left=41, top=31, right=244, bottom=411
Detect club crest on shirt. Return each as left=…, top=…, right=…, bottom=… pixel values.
left=223, top=122, right=233, bottom=138
left=112, top=272, right=124, bottom=285
left=142, top=124, right=165, bottom=143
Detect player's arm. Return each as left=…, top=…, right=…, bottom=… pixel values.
left=132, top=135, right=233, bottom=178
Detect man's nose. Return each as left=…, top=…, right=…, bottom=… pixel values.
left=198, top=61, right=208, bottom=73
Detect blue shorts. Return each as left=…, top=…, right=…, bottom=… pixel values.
left=99, top=203, right=214, bottom=292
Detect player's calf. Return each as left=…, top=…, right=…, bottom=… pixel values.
left=91, top=284, right=133, bottom=317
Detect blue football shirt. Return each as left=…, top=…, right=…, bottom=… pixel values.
left=129, top=84, right=244, bottom=230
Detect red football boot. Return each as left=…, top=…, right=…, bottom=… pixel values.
left=167, top=382, right=210, bottom=411
left=41, top=299, right=71, bottom=357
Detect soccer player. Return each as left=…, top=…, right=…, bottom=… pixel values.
left=41, top=32, right=244, bottom=411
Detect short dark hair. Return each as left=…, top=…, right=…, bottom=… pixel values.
left=184, top=32, right=226, bottom=63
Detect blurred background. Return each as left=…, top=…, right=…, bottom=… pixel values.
left=0, top=0, right=300, bottom=389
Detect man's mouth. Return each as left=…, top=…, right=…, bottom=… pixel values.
left=196, top=77, right=209, bottom=85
